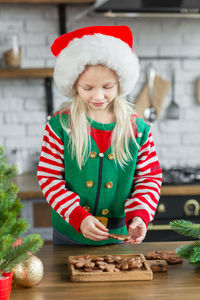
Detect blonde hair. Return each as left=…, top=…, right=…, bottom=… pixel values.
left=59, top=94, right=139, bottom=170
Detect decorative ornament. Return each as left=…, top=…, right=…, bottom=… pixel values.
left=12, top=255, right=43, bottom=287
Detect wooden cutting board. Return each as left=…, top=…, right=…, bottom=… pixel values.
left=147, top=260, right=168, bottom=273
left=67, top=254, right=153, bottom=282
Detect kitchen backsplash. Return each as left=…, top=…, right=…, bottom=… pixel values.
left=1, top=3, right=200, bottom=169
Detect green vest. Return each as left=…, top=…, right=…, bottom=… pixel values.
left=49, top=114, right=150, bottom=245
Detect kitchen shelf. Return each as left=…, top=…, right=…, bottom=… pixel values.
left=0, top=68, right=53, bottom=78
left=0, top=68, right=54, bottom=115
left=0, top=0, right=94, bottom=4
left=14, top=173, right=200, bottom=199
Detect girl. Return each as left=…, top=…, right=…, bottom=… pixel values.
left=37, top=26, right=162, bottom=245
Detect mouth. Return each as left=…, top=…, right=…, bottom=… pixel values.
left=91, top=102, right=106, bottom=106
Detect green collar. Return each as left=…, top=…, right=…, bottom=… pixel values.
left=87, top=117, right=116, bottom=131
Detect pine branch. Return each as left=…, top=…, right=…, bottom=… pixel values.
left=176, top=241, right=200, bottom=258
left=0, top=190, right=22, bottom=217
left=0, top=217, right=16, bottom=236
left=0, top=234, right=44, bottom=273
left=170, top=220, right=200, bottom=239
left=0, top=155, right=17, bottom=179
left=0, top=203, right=25, bottom=231
left=170, top=219, right=200, bottom=267
left=9, top=218, right=29, bottom=238
left=189, top=246, right=200, bottom=266
left=0, top=235, right=13, bottom=261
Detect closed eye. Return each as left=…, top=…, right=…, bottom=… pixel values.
left=83, top=87, right=92, bottom=91
left=104, top=85, right=114, bottom=89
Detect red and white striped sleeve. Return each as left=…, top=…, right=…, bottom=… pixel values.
left=37, top=122, right=91, bottom=232
left=125, top=131, right=162, bottom=228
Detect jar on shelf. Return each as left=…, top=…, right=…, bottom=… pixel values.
left=3, top=35, right=21, bottom=68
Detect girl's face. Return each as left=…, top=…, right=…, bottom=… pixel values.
left=76, top=65, right=119, bottom=113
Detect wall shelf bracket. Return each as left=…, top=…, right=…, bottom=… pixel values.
left=58, top=4, right=67, bottom=35
left=44, top=77, right=53, bottom=116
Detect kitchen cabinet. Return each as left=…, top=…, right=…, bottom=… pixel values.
left=145, top=190, right=200, bottom=242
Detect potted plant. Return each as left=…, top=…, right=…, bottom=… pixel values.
left=170, top=219, right=200, bottom=266
left=0, top=146, right=44, bottom=300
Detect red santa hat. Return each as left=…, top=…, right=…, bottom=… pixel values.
left=51, top=25, right=140, bottom=98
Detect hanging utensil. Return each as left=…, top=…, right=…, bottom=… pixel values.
left=144, top=65, right=157, bottom=124
left=166, top=67, right=180, bottom=120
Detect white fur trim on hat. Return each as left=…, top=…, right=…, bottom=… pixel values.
left=53, top=34, right=140, bottom=98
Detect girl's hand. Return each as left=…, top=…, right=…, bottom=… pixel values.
left=126, top=216, right=147, bottom=244
left=80, top=216, right=109, bottom=241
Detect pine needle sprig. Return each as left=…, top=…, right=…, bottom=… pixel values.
left=0, top=211, right=28, bottom=237
left=176, top=242, right=200, bottom=258
left=0, top=233, right=44, bottom=274
left=170, top=220, right=200, bottom=239
left=189, top=246, right=200, bottom=266
left=9, top=218, right=30, bottom=238
left=170, top=219, right=200, bottom=266
left=0, top=235, right=13, bottom=261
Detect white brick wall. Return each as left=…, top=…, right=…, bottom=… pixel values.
left=0, top=3, right=200, bottom=169
left=0, top=124, right=25, bottom=137
left=0, top=112, right=4, bottom=123
left=6, top=136, right=43, bottom=150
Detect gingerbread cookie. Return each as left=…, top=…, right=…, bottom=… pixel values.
left=70, top=254, right=144, bottom=272
left=108, top=233, right=132, bottom=241
left=145, top=251, right=183, bottom=264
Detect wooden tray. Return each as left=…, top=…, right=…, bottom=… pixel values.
left=67, top=254, right=153, bottom=282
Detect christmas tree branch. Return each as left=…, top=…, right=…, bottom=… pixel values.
left=176, top=241, right=200, bottom=258
left=0, top=234, right=44, bottom=274
left=170, top=219, right=200, bottom=266
left=170, top=220, right=200, bottom=239
left=0, top=235, right=13, bottom=262
left=189, top=246, right=200, bottom=265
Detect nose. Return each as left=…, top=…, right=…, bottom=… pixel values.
left=92, top=88, right=104, bottom=101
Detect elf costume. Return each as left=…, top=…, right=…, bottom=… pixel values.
left=37, top=26, right=162, bottom=245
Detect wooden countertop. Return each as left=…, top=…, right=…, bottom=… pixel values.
left=14, top=173, right=200, bottom=199
left=10, top=241, right=200, bottom=300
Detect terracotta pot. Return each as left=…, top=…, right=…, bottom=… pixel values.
left=0, top=272, right=13, bottom=300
